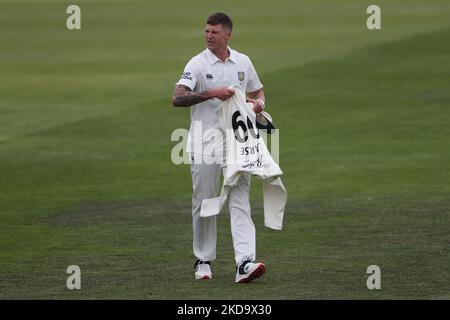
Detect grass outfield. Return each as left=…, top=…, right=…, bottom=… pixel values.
left=1, top=0, right=449, bottom=299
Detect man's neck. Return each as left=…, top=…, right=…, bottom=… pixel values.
left=210, top=47, right=230, bottom=62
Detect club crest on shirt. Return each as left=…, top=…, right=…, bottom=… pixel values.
left=237, top=71, right=245, bottom=82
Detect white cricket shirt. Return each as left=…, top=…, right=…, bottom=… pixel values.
left=200, top=85, right=287, bottom=230
left=176, top=47, right=263, bottom=156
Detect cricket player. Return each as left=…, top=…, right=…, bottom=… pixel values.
left=172, top=12, right=267, bottom=283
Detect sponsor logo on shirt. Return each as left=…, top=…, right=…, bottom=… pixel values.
left=180, top=72, right=192, bottom=81
left=206, top=73, right=214, bottom=80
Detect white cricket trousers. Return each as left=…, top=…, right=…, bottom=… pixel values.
left=191, top=161, right=255, bottom=264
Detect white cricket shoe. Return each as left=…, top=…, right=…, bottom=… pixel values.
left=235, top=259, right=266, bottom=283
left=194, top=260, right=212, bottom=280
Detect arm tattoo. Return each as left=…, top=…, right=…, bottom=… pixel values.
left=172, top=85, right=209, bottom=107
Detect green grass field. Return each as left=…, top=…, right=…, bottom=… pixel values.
left=1, top=0, right=449, bottom=299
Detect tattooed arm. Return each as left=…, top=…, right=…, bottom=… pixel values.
left=172, top=85, right=209, bottom=107
left=172, top=85, right=235, bottom=107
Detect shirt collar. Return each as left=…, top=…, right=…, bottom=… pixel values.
left=206, top=46, right=236, bottom=65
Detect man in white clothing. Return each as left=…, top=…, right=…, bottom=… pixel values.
left=172, top=12, right=266, bottom=283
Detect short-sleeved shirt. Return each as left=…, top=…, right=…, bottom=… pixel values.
left=176, top=47, right=263, bottom=156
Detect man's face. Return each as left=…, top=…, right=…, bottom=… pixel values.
left=205, top=24, right=231, bottom=52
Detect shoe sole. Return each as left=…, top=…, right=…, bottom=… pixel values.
left=195, top=275, right=211, bottom=280
left=236, top=264, right=266, bottom=284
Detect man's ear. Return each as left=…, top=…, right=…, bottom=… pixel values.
left=226, top=32, right=232, bottom=41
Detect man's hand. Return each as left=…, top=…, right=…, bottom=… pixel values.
left=246, top=97, right=265, bottom=114
left=246, top=89, right=265, bottom=114
left=208, top=87, right=235, bottom=101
